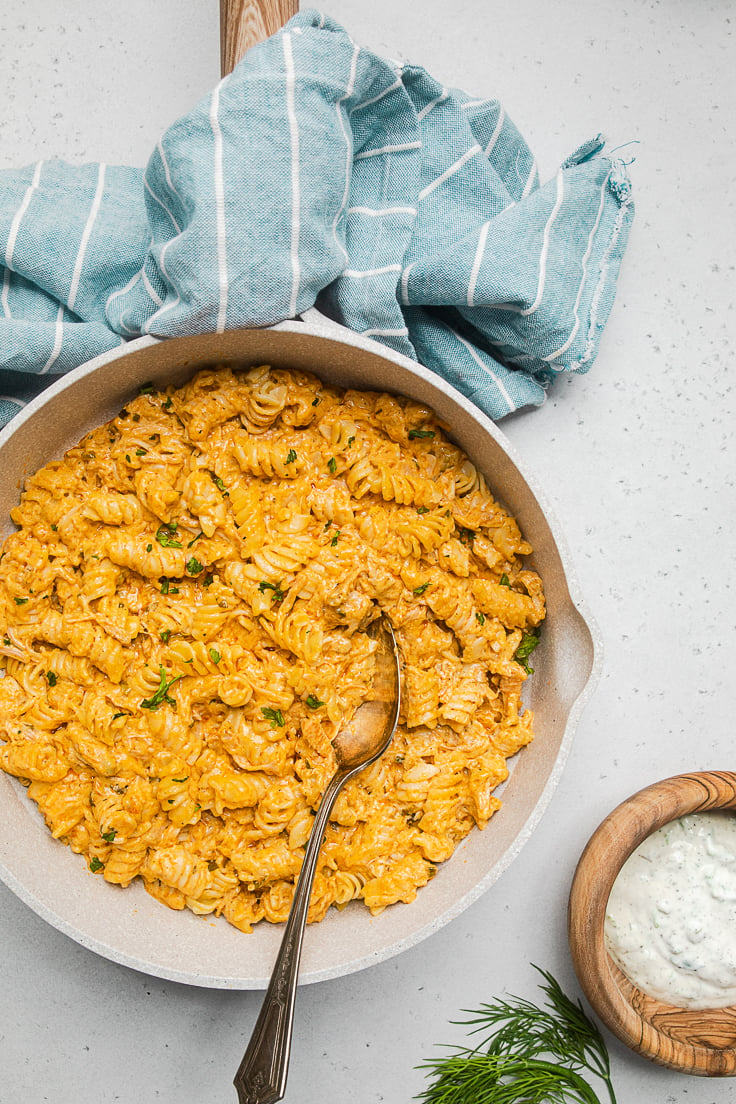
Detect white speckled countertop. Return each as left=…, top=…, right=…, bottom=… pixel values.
left=1, top=2, right=734, bottom=1101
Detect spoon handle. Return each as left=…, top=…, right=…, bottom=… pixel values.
left=233, top=768, right=349, bottom=1104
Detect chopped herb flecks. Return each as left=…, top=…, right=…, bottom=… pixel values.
left=258, top=580, right=285, bottom=602
left=515, top=629, right=540, bottom=674
left=156, top=524, right=182, bottom=549
left=140, top=665, right=182, bottom=711
left=261, top=706, right=285, bottom=728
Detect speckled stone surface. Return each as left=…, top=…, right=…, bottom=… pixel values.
left=0, top=2, right=734, bottom=1102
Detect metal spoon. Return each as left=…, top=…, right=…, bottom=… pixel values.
left=233, top=613, right=401, bottom=1104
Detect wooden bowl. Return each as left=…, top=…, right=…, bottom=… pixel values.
left=568, top=771, right=736, bottom=1076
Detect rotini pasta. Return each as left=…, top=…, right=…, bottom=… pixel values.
left=0, top=364, right=545, bottom=933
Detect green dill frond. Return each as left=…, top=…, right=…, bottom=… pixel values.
left=415, top=969, right=616, bottom=1104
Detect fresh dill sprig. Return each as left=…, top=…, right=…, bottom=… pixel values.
left=416, top=968, right=616, bottom=1104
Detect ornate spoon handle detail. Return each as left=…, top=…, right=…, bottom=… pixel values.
left=233, top=769, right=348, bottom=1104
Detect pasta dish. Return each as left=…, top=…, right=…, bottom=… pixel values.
left=0, top=365, right=545, bottom=932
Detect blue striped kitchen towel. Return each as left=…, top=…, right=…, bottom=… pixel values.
left=0, top=8, right=634, bottom=429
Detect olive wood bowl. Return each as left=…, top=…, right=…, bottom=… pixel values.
left=568, top=771, right=736, bottom=1076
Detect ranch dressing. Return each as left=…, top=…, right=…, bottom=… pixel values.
left=605, top=811, right=736, bottom=1009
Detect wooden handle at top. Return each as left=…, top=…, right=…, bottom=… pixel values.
left=220, top=0, right=300, bottom=75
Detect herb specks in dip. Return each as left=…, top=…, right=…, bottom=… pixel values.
left=605, top=811, right=736, bottom=1009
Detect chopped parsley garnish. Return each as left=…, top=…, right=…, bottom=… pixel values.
left=208, top=648, right=221, bottom=665
left=202, top=574, right=214, bottom=587
left=258, top=580, right=285, bottom=602
left=46, top=671, right=58, bottom=686
left=458, top=527, right=475, bottom=545
left=89, top=857, right=104, bottom=873
left=111, top=712, right=128, bottom=722
left=146, top=544, right=153, bottom=552
left=347, top=436, right=355, bottom=448
left=475, top=611, right=486, bottom=626
left=306, top=694, right=324, bottom=709
left=186, top=556, right=205, bottom=575
left=311, top=396, right=321, bottom=406
left=261, top=706, right=285, bottom=728
left=285, top=448, right=297, bottom=464
left=135, top=447, right=148, bottom=456
left=14, top=597, right=28, bottom=605
left=413, top=583, right=429, bottom=596
left=330, top=531, right=340, bottom=547
left=138, top=382, right=155, bottom=394
left=327, top=457, right=337, bottom=474
left=408, top=428, right=435, bottom=440
left=416, top=506, right=430, bottom=515
left=515, top=629, right=540, bottom=674
left=162, top=396, right=173, bottom=410
left=172, top=777, right=189, bottom=784
left=101, top=829, right=117, bottom=843
left=159, top=578, right=180, bottom=595
left=499, top=573, right=511, bottom=587
left=140, top=665, right=182, bottom=711
left=209, top=471, right=229, bottom=496
left=156, top=524, right=182, bottom=548
left=187, top=531, right=204, bottom=548
left=159, top=630, right=172, bottom=643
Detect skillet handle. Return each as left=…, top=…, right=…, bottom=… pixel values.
left=220, top=0, right=300, bottom=75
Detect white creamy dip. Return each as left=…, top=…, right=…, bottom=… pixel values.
left=605, top=811, right=736, bottom=1009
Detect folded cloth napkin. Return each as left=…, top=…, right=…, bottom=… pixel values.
left=0, top=8, right=634, bottom=430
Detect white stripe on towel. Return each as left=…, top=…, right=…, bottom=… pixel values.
left=5, top=160, right=43, bottom=270
left=349, top=78, right=402, bottom=116
left=354, top=141, right=421, bottom=161
left=331, top=43, right=360, bottom=267
left=467, top=220, right=491, bottom=308
left=40, top=302, right=65, bottom=374
left=144, top=175, right=181, bottom=235
left=520, top=168, right=564, bottom=316
left=283, top=32, right=302, bottom=318
left=343, top=265, right=402, bottom=278
left=418, top=144, right=481, bottom=201
left=544, top=171, right=608, bottom=363
left=451, top=326, right=514, bottom=414
left=484, top=106, right=505, bottom=157
left=156, top=138, right=185, bottom=212
left=105, top=266, right=143, bottom=319
left=521, top=157, right=538, bottom=199
left=347, top=205, right=417, bottom=218
left=462, top=97, right=496, bottom=111
left=142, top=266, right=164, bottom=308
left=210, top=81, right=229, bottom=333
left=361, top=326, right=409, bottom=338
left=400, top=262, right=415, bottom=306
left=68, top=162, right=106, bottom=312
left=142, top=238, right=180, bottom=332
left=1, top=268, right=11, bottom=319
left=417, top=88, right=448, bottom=121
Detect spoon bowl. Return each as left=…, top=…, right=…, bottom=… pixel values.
left=234, top=613, right=401, bottom=1104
